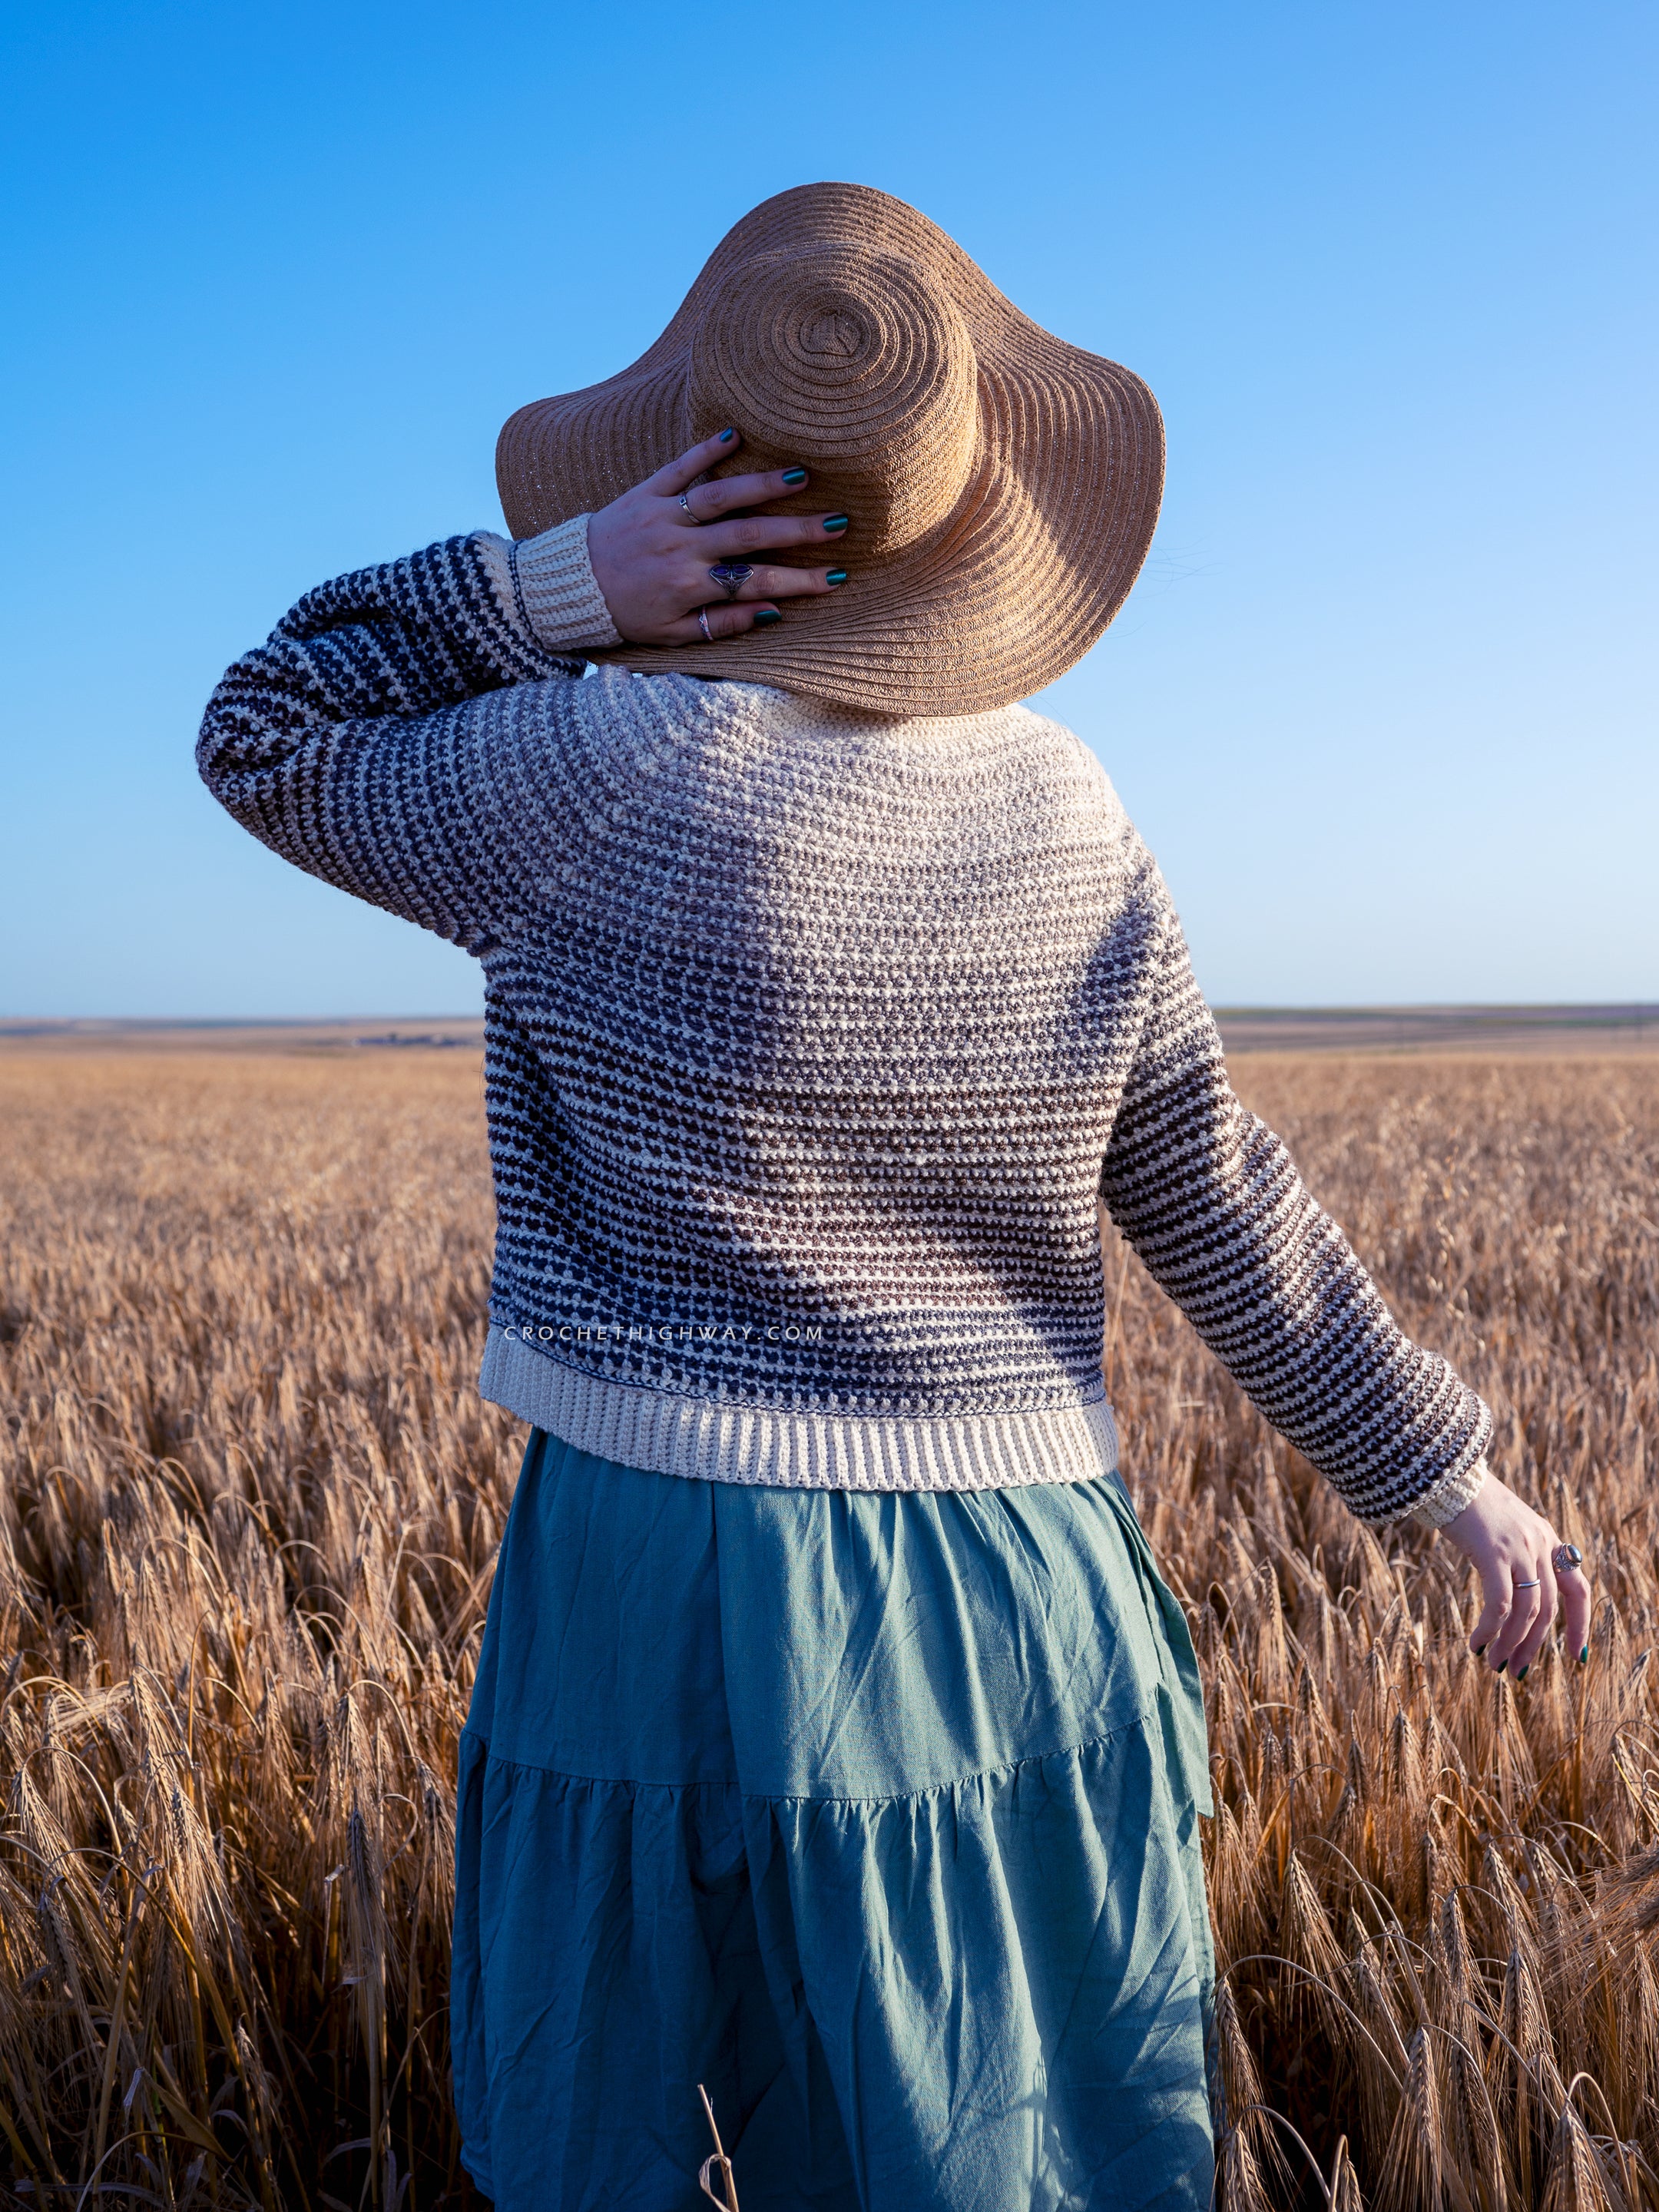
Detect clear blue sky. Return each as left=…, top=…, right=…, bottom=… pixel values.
left=2, top=1, right=1654, bottom=1017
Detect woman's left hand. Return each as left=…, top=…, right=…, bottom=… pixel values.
left=584, top=429, right=851, bottom=645
left=1437, top=1467, right=1591, bottom=1675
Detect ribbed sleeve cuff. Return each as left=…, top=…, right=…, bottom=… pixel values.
left=1403, top=1452, right=1490, bottom=1531
left=513, top=515, right=622, bottom=652
left=474, top=516, right=621, bottom=656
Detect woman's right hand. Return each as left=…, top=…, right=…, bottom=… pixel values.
left=583, top=429, right=850, bottom=645
left=1438, top=1466, right=1592, bottom=1677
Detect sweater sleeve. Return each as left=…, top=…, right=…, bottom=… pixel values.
left=195, top=518, right=621, bottom=951
left=1097, top=885, right=1492, bottom=1529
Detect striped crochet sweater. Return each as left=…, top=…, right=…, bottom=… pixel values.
left=197, top=518, right=1492, bottom=1528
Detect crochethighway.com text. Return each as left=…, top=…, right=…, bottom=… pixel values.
left=502, top=1320, right=826, bottom=1346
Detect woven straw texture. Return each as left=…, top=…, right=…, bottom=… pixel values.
left=496, top=183, right=1165, bottom=716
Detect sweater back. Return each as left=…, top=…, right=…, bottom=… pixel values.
left=197, top=526, right=1491, bottom=1523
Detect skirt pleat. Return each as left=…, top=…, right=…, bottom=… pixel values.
left=452, top=1431, right=1217, bottom=2212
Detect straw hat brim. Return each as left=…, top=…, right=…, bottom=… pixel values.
left=497, top=184, right=1164, bottom=719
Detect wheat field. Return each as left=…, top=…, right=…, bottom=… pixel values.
left=1, top=1045, right=1656, bottom=2212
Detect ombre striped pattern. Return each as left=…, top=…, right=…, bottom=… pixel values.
left=198, top=528, right=1491, bottom=1525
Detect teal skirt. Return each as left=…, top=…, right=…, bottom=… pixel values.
left=452, top=1430, right=1219, bottom=2211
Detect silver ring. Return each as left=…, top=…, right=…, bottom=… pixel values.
left=1552, top=1541, right=1584, bottom=1575
left=708, top=563, right=753, bottom=602
left=697, top=608, right=712, bottom=642
left=1512, top=1578, right=1541, bottom=1588
left=679, top=491, right=700, bottom=524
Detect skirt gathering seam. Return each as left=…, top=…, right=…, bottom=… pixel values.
left=455, top=1695, right=1168, bottom=1806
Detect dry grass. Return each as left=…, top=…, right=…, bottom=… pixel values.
left=0, top=1047, right=1655, bottom=2211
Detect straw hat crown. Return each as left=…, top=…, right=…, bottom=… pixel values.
left=498, top=183, right=1164, bottom=717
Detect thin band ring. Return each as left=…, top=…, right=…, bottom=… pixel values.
left=1512, top=1578, right=1541, bottom=1588
left=679, top=491, right=700, bottom=524
left=697, top=608, right=712, bottom=642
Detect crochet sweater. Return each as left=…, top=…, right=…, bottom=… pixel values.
left=197, top=518, right=1492, bottom=1528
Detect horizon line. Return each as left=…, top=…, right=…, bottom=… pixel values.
left=4, top=1005, right=1657, bottom=1029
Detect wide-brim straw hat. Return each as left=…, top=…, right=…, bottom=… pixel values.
left=497, top=182, right=1164, bottom=718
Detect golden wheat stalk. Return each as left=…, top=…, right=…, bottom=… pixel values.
left=0, top=1045, right=1654, bottom=2210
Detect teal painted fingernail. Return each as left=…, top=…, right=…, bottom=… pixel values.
left=826, top=569, right=848, bottom=587
left=1517, top=1664, right=1529, bottom=1681
left=823, top=514, right=849, bottom=534
left=781, top=467, right=808, bottom=486
left=1472, top=1643, right=1486, bottom=1657
left=1579, top=1644, right=1589, bottom=1664
left=753, top=608, right=782, bottom=628
left=718, top=428, right=737, bottom=442
left=1495, top=1659, right=1507, bottom=1674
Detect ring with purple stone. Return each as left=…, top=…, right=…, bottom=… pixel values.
left=708, top=562, right=753, bottom=602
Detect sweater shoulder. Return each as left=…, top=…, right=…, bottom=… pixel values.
left=531, top=674, right=1165, bottom=929
left=1002, top=702, right=1164, bottom=909
left=1005, top=700, right=1134, bottom=820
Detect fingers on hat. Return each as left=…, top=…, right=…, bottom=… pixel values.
left=725, top=565, right=847, bottom=601
left=699, top=512, right=849, bottom=559
left=686, top=468, right=811, bottom=521
left=653, top=430, right=743, bottom=495
left=663, top=600, right=780, bottom=644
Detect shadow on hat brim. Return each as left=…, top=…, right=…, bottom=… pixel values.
left=497, top=183, right=1164, bottom=720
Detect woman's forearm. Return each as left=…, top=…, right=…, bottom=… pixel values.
left=195, top=522, right=610, bottom=945
left=1099, top=894, right=1492, bottom=1528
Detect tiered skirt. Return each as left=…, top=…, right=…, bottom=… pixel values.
left=452, top=1429, right=1219, bottom=2211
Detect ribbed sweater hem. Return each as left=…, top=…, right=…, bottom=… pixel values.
left=478, top=1324, right=1121, bottom=1492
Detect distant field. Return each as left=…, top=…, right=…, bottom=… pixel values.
left=1, top=1044, right=1656, bottom=2210
left=6, top=1003, right=1657, bottom=1056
